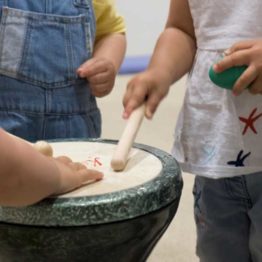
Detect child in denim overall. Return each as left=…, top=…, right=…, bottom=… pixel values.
left=0, top=0, right=126, bottom=141
left=122, top=0, right=262, bottom=261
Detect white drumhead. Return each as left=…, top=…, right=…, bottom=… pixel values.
left=50, top=141, right=162, bottom=197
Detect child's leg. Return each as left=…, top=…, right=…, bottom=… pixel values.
left=246, top=172, right=262, bottom=262
left=193, top=175, right=252, bottom=262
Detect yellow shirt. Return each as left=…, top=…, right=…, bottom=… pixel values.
left=93, top=0, right=126, bottom=41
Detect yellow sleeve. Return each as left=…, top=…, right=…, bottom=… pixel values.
left=93, top=0, right=126, bottom=41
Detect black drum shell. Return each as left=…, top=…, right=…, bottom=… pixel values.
left=0, top=140, right=183, bottom=262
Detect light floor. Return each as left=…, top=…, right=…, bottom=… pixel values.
left=97, top=75, right=199, bottom=262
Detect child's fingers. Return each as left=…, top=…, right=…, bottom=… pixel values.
left=55, top=156, right=73, bottom=164
left=88, top=71, right=112, bottom=85
left=123, top=97, right=144, bottom=120
left=90, top=83, right=112, bottom=97
left=145, top=93, right=164, bottom=119
left=77, top=59, right=96, bottom=77
left=213, top=50, right=249, bottom=72
left=248, top=75, right=262, bottom=95
left=225, top=40, right=254, bottom=55
left=77, top=58, right=113, bottom=79
left=122, top=81, right=134, bottom=108
left=79, top=169, right=103, bottom=183
left=123, top=80, right=148, bottom=119
left=77, top=59, right=107, bottom=78
left=69, top=162, right=87, bottom=171
left=233, top=65, right=257, bottom=95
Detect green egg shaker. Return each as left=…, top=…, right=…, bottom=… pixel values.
left=209, top=65, right=247, bottom=90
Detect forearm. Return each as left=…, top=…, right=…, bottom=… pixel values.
left=0, top=129, right=60, bottom=206
left=93, top=33, right=126, bottom=73
left=148, top=27, right=196, bottom=87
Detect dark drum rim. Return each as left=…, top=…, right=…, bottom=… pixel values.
left=0, top=139, right=183, bottom=227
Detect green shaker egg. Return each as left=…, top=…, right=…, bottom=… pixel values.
left=209, top=65, right=247, bottom=90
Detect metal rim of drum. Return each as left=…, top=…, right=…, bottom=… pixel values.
left=0, top=139, right=182, bottom=227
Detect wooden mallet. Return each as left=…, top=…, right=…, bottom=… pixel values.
left=111, top=104, right=145, bottom=171
left=8, top=133, right=53, bottom=157
left=33, top=141, right=53, bottom=157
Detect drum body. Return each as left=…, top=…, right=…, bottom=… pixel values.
left=0, top=140, right=183, bottom=262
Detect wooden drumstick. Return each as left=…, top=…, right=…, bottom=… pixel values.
left=111, top=104, right=145, bottom=171
left=33, top=141, right=53, bottom=157
left=7, top=133, right=53, bottom=157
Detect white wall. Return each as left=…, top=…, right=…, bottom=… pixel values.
left=115, top=0, right=169, bottom=56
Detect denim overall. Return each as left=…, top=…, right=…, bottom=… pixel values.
left=0, top=0, right=101, bottom=142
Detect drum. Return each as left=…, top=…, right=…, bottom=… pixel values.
left=0, top=139, right=182, bottom=262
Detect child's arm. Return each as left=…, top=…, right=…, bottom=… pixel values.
left=0, top=129, right=103, bottom=207
left=123, top=0, right=196, bottom=119
left=77, top=33, right=126, bottom=97
left=213, top=39, right=262, bottom=95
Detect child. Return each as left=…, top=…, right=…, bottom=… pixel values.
left=0, top=0, right=126, bottom=141
left=0, top=128, right=103, bottom=207
left=122, top=1, right=262, bottom=261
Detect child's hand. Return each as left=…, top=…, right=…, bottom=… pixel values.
left=77, top=57, right=116, bottom=97
left=213, top=39, right=262, bottom=95
left=54, top=156, right=103, bottom=195
left=123, top=70, right=170, bottom=119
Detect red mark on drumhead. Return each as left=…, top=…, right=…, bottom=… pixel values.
left=94, top=157, right=102, bottom=167
left=82, top=157, right=103, bottom=168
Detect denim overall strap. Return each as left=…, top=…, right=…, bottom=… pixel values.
left=0, top=0, right=101, bottom=141
left=0, top=0, right=95, bottom=88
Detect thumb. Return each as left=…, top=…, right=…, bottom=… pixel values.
left=77, top=59, right=95, bottom=78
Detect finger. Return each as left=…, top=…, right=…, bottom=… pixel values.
left=79, top=169, right=103, bottom=183
left=88, top=71, right=113, bottom=85
left=123, top=98, right=145, bottom=119
left=233, top=65, right=257, bottom=95
left=90, top=83, right=113, bottom=97
left=78, top=59, right=107, bottom=78
left=248, top=75, right=262, bottom=95
left=77, top=59, right=96, bottom=77
left=123, top=80, right=146, bottom=115
left=145, top=93, right=163, bottom=119
left=213, top=50, right=249, bottom=72
left=225, top=40, right=254, bottom=55
left=123, top=85, right=147, bottom=119
left=122, top=82, right=134, bottom=108
left=71, top=162, right=87, bottom=171
left=55, top=156, right=72, bottom=164
left=122, top=86, right=135, bottom=119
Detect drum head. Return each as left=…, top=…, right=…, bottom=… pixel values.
left=0, top=139, right=182, bottom=226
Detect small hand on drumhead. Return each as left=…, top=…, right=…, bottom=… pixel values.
left=123, top=70, right=170, bottom=120
left=53, top=156, right=103, bottom=195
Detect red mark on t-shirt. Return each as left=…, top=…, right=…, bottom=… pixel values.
left=239, top=108, right=262, bottom=135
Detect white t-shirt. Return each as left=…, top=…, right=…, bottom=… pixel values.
left=172, top=0, right=262, bottom=178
